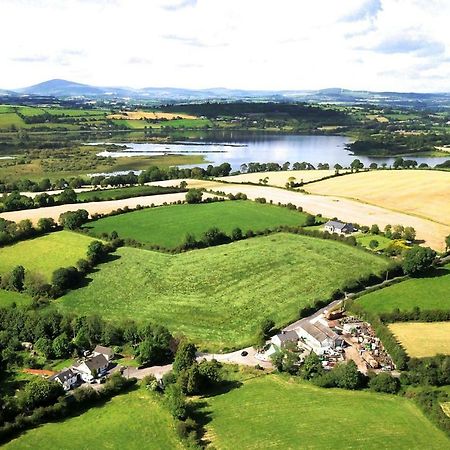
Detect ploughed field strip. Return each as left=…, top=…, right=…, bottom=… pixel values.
left=0, top=231, right=97, bottom=282
left=84, top=200, right=311, bottom=248
left=388, top=322, right=450, bottom=358
left=3, top=390, right=184, bottom=450
left=203, top=375, right=450, bottom=450
left=357, top=264, right=450, bottom=314
left=56, top=233, right=389, bottom=351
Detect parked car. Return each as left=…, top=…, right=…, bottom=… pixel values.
left=241, top=351, right=248, bottom=357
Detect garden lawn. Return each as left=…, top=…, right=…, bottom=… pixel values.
left=203, top=375, right=449, bottom=450
left=358, top=264, right=450, bottom=314
left=4, top=389, right=184, bottom=450
left=0, top=231, right=97, bottom=282
left=356, top=233, right=392, bottom=250
left=389, top=322, right=450, bottom=357
left=57, top=233, right=389, bottom=351
left=85, top=200, right=311, bottom=248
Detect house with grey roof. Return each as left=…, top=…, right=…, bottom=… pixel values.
left=93, top=345, right=115, bottom=361
left=324, top=221, right=355, bottom=235
left=296, top=320, right=343, bottom=355
left=49, top=368, right=79, bottom=391
left=271, top=330, right=299, bottom=348
left=74, top=354, right=109, bottom=382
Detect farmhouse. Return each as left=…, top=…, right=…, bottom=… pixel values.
left=296, top=320, right=343, bottom=355
left=93, top=345, right=114, bottom=361
left=49, top=368, right=79, bottom=391
left=271, top=330, right=299, bottom=348
left=74, top=354, right=109, bottom=382
left=324, top=220, right=355, bottom=235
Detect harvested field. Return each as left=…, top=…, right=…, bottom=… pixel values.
left=216, top=169, right=350, bottom=187
left=305, top=170, right=450, bottom=225
left=107, top=110, right=197, bottom=120
left=56, top=233, right=389, bottom=351
left=153, top=179, right=450, bottom=251
left=0, top=192, right=196, bottom=224
left=389, top=322, right=450, bottom=357
left=203, top=375, right=449, bottom=449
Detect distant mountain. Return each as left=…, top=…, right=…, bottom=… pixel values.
left=5, top=79, right=450, bottom=108
left=16, top=79, right=105, bottom=97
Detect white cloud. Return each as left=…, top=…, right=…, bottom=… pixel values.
left=0, top=0, right=449, bottom=92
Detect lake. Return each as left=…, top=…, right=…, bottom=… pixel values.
left=93, top=134, right=449, bottom=172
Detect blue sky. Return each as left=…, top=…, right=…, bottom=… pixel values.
left=1, top=0, right=449, bottom=92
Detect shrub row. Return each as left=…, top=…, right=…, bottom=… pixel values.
left=413, top=389, right=450, bottom=437
left=380, top=307, right=450, bottom=323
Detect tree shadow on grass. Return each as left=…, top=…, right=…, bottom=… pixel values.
left=414, top=266, right=450, bottom=279
left=74, top=253, right=122, bottom=289
left=188, top=400, right=213, bottom=447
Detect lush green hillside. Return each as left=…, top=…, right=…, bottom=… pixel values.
left=84, top=200, right=311, bottom=248
left=358, top=264, right=450, bottom=314
left=0, top=231, right=97, bottom=281
left=0, top=289, right=32, bottom=307
left=57, top=233, right=389, bottom=350
left=4, top=389, right=183, bottom=450
left=203, top=375, right=449, bottom=449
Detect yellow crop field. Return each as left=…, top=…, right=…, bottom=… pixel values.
left=107, top=110, right=197, bottom=120
left=306, top=170, right=450, bottom=225
left=389, top=322, right=450, bottom=358
left=217, top=170, right=350, bottom=187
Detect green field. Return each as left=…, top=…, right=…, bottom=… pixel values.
left=77, top=185, right=182, bottom=202
left=4, top=389, right=183, bottom=450
left=358, top=264, right=450, bottom=314
left=57, top=233, right=389, bottom=350
left=203, top=375, right=449, bottom=449
left=0, top=231, right=97, bottom=281
left=0, top=289, right=32, bottom=307
left=85, top=200, right=311, bottom=248
left=356, top=233, right=392, bottom=250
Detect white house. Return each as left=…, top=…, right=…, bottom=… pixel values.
left=93, top=345, right=115, bottom=362
left=296, top=320, right=343, bottom=355
left=49, top=368, right=79, bottom=391
left=74, top=354, right=109, bottom=382
left=324, top=221, right=355, bottom=235
left=271, top=330, right=299, bottom=348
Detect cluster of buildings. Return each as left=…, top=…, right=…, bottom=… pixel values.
left=49, top=345, right=114, bottom=391
left=263, top=307, right=394, bottom=374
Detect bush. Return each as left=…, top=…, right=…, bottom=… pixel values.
left=185, top=189, right=203, bottom=204
left=402, top=246, right=436, bottom=276
left=369, top=373, right=400, bottom=394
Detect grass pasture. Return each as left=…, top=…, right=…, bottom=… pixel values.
left=0, top=231, right=97, bottom=281
left=389, top=322, right=450, bottom=357
left=77, top=185, right=182, bottom=202
left=358, top=264, right=450, bottom=314
left=203, top=375, right=449, bottom=449
left=4, top=389, right=183, bottom=450
left=85, top=200, right=311, bottom=248
left=57, top=233, right=389, bottom=350
left=0, top=289, right=32, bottom=307
left=306, top=169, right=450, bottom=225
